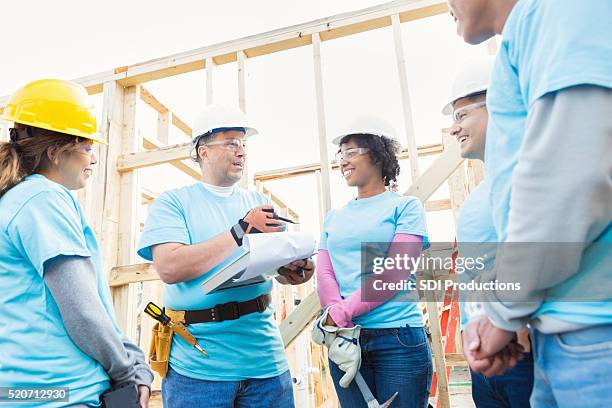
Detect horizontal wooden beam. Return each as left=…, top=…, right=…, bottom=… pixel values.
left=280, top=291, right=321, bottom=347
left=118, top=0, right=446, bottom=87
left=424, top=198, right=451, bottom=212
left=109, top=263, right=159, bottom=287
left=254, top=143, right=443, bottom=182
left=141, top=137, right=200, bottom=179
left=119, top=141, right=190, bottom=172
left=0, top=0, right=446, bottom=105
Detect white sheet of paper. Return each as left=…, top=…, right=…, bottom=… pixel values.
left=236, top=232, right=316, bottom=282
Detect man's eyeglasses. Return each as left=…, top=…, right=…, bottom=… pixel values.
left=335, top=147, right=370, bottom=162
left=204, top=139, right=247, bottom=151
left=452, top=102, right=486, bottom=123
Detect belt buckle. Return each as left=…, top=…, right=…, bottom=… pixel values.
left=216, top=301, right=240, bottom=322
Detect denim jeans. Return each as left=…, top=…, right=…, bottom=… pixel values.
left=329, top=325, right=433, bottom=408
left=470, top=352, right=534, bottom=407
left=162, top=367, right=294, bottom=408
left=530, top=325, right=612, bottom=408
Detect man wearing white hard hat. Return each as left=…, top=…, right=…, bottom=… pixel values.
left=445, top=57, right=534, bottom=407
left=312, top=115, right=433, bottom=407
left=137, top=104, right=314, bottom=407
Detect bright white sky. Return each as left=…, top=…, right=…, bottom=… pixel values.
left=1, top=0, right=495, bottom=244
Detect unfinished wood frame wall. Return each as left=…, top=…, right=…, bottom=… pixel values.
left=0, top=1, right=495, bottom=406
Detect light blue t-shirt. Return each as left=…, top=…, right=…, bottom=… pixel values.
left=0, top=174, right=117, bottom=407
left=319, top=190, right=429, bottom=329
left=456, top=180, right=497, bottom=329
left=486, top=0, right=612, bottom=326
left=137, top=183, right=288, bottom=381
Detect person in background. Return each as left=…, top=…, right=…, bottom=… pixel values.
left=0, top=79, right=153, bottom=407
left=444, top=56, right=533, bottom=407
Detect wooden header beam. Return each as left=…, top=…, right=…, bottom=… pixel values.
left=0, top=0, right=447, bottom=110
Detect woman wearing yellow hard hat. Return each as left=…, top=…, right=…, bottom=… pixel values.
left=0, top=79, right=152, bottom=407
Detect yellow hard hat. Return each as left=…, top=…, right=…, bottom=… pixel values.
left=1, top=79, right=106, bottom=144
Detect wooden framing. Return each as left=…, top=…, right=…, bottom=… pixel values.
left=392, top=13, right=420, bottom=182
left=312, top=32, right=333, bottom=215
left=0, top=2, right=490, bottom=406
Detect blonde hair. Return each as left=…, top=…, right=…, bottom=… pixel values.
left=0, top=125, right=84, bottom=197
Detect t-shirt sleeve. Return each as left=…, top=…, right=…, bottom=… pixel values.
left=395, top=197, right=429, bottom=248
left=7, top=191, right=90, bottom=276
left=513, top=0, right=612, bottom=108
left=137, top=192, right=190, bottom=261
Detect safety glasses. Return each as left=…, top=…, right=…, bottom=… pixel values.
left=204, top=139, right=247, bottom=151
left=335, top=147, right=370, bottom=162
left=453, top=101, right=486, bottom=123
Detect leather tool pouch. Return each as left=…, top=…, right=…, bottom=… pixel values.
left=148, top=323, right=174, bottom=378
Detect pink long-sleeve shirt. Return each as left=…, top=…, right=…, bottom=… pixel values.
left=316, top=233, right=423, bottom=328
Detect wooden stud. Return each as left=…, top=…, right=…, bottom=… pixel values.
left=466, top=159, right=485, bottom=192
left=97, top=81, right=125, bottom=273
left=312, top=33, right=332, bottom=216
left=423, top=256, right=451, bottom=408
left=443, top=135, right=467, bottom=222
left=113, top=85, right=143, bottom=339
left=392, top=13, right=420, bottom=182
left=157, top=111, right=171, bottom=145
left=237, top=50, right=249, bottom=189
left=206, top=56, right=215, bottom=104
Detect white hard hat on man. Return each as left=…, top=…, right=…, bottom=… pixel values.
left=192, top=105, right=257, bottom=144
left=442, top=56, right=495, bottom=115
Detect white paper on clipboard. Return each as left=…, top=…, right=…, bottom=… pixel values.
left=235, top=232, right=317, bottom=282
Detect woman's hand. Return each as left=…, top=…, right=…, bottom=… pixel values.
left=325, top=311, right=337, bottom=327
left=276, top=259, right=315, bottom=285
left=138, top=385, right=150, bottom=408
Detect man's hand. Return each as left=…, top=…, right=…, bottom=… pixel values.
left=231, top=205, right=286, bottom=246
left=242, top=205, right=285, bottom=234
left=138, top=385, right=150, bottom=408
left=464, top=316, right=524, bottom=377
left=276, top=258, right=314, bottom=285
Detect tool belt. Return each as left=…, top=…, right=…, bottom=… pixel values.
left=148, top=294, right=271, bottom=377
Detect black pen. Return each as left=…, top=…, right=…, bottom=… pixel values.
left=273, top=214, right=299, bottom=224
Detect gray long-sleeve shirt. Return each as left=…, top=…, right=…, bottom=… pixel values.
left=44, top=256, right=154, bottom=390
left=482, top=85, right=612, bottom=333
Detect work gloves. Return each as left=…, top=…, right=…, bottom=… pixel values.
left=312, top=308, right=339, bottom=347
left=312, top=308, right=362, bottom=388
left=230, top=205, right=285, bottom=246
left=330, top=326, right=362, bottom=388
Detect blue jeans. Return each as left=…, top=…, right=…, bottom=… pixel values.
left=530, top=325, right=612, bottom=408
left=329, top=325, right=433, bottom=408
left=470, top=352, right=534, bottom=407
left=162, top=367, right=294, bottom=408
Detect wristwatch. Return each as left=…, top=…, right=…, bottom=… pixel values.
left=230, top=222, right=246, bottom=246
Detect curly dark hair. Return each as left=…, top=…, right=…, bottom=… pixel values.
left=338, top=133, right=401, bottom=188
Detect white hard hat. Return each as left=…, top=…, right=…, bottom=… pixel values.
left=331, top=114, right=402, bottom=147
left=441, top=56, right=495, bottom=115
left=191, top=104, right=258, bottom=147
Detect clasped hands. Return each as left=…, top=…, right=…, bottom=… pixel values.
left=464, top=315, right=525, bottom=377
